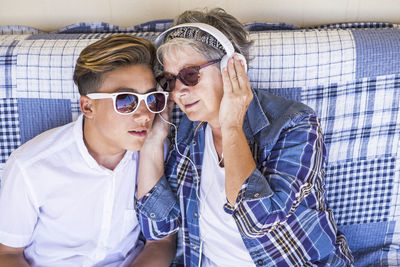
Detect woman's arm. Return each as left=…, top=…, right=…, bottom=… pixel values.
left=136, top=104, right=181, bottom=240
left=0, top=244, right=29, bottom=267
left=219, top=55, right=256, bottom=205
left=130, top=235, right=176, bottom=267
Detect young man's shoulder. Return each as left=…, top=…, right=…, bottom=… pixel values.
left=9, top=120, right=77, bottom=167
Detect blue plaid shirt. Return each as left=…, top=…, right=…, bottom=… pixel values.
left=137, top=90, right=353, bottom=267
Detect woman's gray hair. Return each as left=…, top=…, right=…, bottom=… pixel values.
left=157, top=8, right=253, bottom=67
left=157, top=38, right=224, bottom=66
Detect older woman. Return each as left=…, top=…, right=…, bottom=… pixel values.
left=137, top=8, right=353, bottom=267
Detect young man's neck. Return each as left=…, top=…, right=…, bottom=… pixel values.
left=83, top=119, right=126, bottom=171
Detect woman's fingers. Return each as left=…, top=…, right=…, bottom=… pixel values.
left=227, top=56, right=240, bottom=92
left=233, top=54, right=250, bottom=92
left=225, top=53, right=249, bottom=93
left=222, top=63, right=233, bottom=93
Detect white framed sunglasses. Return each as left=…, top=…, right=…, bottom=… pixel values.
left=86, top=91, right=169, bottom=115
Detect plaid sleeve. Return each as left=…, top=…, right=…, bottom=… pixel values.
left=230, top=113, right=327, bottom=238
left=136, top=148, right=182, bottom=241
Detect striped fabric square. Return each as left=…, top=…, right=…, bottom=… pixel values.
left=338, top=221, right=395, bottom=266
left=353, top=29, right=400, bottom=78
left=17, top=98, right=72, bottom=144
left=326, top=156, right=395, bottom=226
left=0, top=98, right=20, bottom=164
left=248, top=29, right=356, bottom=90
left=303, top=74, right=400, bottom=163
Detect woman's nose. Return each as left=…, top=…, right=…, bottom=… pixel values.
left=173, top=78, right=190, bottom=96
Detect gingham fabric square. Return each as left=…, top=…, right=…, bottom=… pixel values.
left=0, top=98, right=20, bottom=164
left=248, top=29, right=356, bottom=90
left=326, top=156, right=395, bottom=226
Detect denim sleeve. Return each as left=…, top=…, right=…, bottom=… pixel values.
left=136, top=142, right=183, bottom=240
left=136, top=175, right=181, bottom=240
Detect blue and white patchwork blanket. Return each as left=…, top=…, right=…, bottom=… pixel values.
left=1, top=21, right=399, bottom=266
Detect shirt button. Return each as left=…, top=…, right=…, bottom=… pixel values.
left=254, top=193, right=260, bottom=198
left=192, top=140, right=197, bottom=145
left=192, top=245, right=197, bottom=250
left=194, top=212, right=198, bottom=217
left=150, top=212, right=155, bottom=218
left=257, top=259, right=263, bottom=265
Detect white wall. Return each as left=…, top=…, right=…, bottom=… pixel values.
left=1, top=0, right=400, bottom=31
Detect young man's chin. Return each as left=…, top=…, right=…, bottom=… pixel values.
left=125, top=139, right=147, bottom=152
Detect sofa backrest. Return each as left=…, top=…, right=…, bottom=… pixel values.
left=1, top=21, right=399, bottom=266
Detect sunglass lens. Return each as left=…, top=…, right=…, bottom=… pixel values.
left=146, top=92, right=166, bottom=113
left=180, top=67, right=200, bottom=86
left=156, top=67, right=200, bottom=92
left=115, top=94, right=138, bottom=114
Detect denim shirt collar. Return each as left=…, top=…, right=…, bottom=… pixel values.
left=243, top=90, right=270, bottom=141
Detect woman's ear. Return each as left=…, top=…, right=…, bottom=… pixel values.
left=79, top=96, right=94, bottom=118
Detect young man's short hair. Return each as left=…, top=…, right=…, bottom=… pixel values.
left=73, top=34, right=156, bottom=95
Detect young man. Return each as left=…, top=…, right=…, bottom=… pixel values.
left=0, top=34, right=174, bottom=266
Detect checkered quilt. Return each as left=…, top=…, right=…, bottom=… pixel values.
left=1, top=21, right=399, bottom=266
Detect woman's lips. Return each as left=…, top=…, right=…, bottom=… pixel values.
left=184, top=100, right=200, bottom=109
left=128, top=130, right=147, bottom=137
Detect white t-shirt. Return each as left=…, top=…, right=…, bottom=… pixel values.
left=199, top=125, right=255, bottom=267
left=0, top=115, right=142, bottom=267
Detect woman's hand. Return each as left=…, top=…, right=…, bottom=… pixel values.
left=137, top=95, right=174, bottom=199
left=219, top=54, right=256, bottom=204
left=219, top=53, right=253, bottom=131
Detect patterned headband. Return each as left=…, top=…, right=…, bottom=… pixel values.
left=164, top=27, right=226, bottom=54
